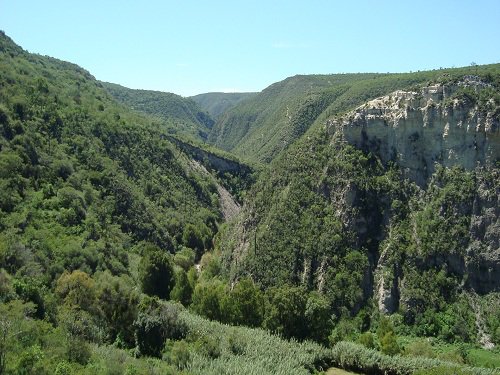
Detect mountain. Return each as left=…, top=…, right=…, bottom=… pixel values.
left=190, top=92, right=257, bottom=120
left=209, top=69, right=500, bottom=164
left=102, top=82, right=214, bottom=141
left=218, top=68, right=500, bottom=346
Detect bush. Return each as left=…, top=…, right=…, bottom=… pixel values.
left=263, top=285, right=308, bottom=340
left=329, top=319, right=358, bottom=346
left=133, top=299, right=187, bottom=357
left=192, top=334, right=221, bottom=359
left=94, top=271, right=139, bottom=345
left=404, top=339, right=435, bottom=358
left=54, top=361, right=73, bottom=375
left=380, top=332, right=401, bottom=356
left=169, top=340, right=191, bottom=369
left=173, top=247, right=196, bottom=271
left=16, top=344, right=44, bottom=375
left=66, top=336, right=91, bottom=365
left=358, top=332, right=376, bottom=349
left=227, top=328, right=247, bottom=355
left=331, top=341, right=496, bottom=375
left=55, top=270, right=96, bottom=311
left=170, top=269, right=193, bottom=306
left=191, top=279, right=226, bottom=321
left=138, top=245, right=175, bottom=299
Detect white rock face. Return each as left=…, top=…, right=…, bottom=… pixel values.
left=329, top=81, right=500, bottom=186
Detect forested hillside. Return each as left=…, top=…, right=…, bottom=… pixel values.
left=209, top=68, right=500, bottom=164
left=1, top=29, right=499, bottom=375
left=103, top=82, right=214, bottom=141
left=0, top=31, right=229, bottom=373
left=190, top=92, right=257, bottom=120
left=216, top=67, right=500, bottom=357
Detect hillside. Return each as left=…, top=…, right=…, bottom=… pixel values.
left=0, top=30, right=227, bottom=370
left=209, top=68, right=500, bottom=164
left=102, top=82, right=214, bottom=141
left=218, top=69, right=500, bottom=349
left=190, top=92, right=257, bottom=120
left=1, top=29, right=500, bottom=374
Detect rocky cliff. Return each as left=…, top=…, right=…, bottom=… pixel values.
left=221, top=76, right=500, bottom=336
left=325, top=79, right=500, bottom=313
left=330, top=77, right=500, bottom=186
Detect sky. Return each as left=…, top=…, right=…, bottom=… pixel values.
left=1, top=0, right=499, bottom=96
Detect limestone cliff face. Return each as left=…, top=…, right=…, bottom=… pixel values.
left=329, top=78, right=499, bottom=186
left=326, top=79, right=500, bottom=313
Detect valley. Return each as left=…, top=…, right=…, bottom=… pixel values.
left=0, top=30, right=499, bottom=375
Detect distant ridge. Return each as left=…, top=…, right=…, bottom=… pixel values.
left=190, top=92, right=257, bottom=120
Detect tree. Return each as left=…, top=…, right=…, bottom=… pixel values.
left=133, top=298, right=186, bottom=357
left=0, top=301, right=36, bottom=375
left=227, top=277, right=264, bottom=327
left=263, top=286, right=307, bottom=340
left=305, top=291, right=332, bottom=344
left=380, top=331, right=401, bottom=355
left=55, top=270, right=96, bottom=311
left=358, top=332, right=375, bottom=349
left=325, top=250, right=368, bottom=315
left=191, top=280, right=226, bottom=321
left=376, top=315, right=394, bottom=339
left=182, top=224, right=204, bottom=259
left=170, top=269, right=193, bottom=306
left=94, top=271, right=139, bottom=345
left=138, top=244, right=175, bottom=300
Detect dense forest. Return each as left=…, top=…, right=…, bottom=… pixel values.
left=0, top=30, right=499, bottom=375
left=102, top=82, right=214, bottom=141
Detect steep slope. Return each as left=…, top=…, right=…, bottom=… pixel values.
left=103, top=82, right=214, bottom=141
left=0, top=31, right=221, bottom=279
left=219, top=68, right=500, bottom=344
left=190, top=92, right=257, bottom=120
left=209, top=68, right=500, bottom=164
left=164, top=135, right=255, bottom=204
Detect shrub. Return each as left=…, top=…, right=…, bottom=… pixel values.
left=170, top=269, right=193, bottom=306
left=66, top=336, right=91, bottom=365
left=169, top=340, right=191, bottom=369
left=55, top=270, right=96, bottom=310
left=192, top=334, right=221, bottom=359
left=329, top=319, right=358, bottom=346
left=227, top=328, right=247, bottom=355
left=16, top=344, right=44, bottom=374
left=138, top=245, right=175, bottom=299
left=403, top=339, right=435, bottom=358
left=54, top=361, right=73, bottom=375
left=133, top=299, right=187, bottom=357
left=380, top=332, right=401, bottom=356
left=331, top=341, right=496, bottom=375
left=263, top=285, right=308, bottom=340
left=358, top=332, right=376, bottom=349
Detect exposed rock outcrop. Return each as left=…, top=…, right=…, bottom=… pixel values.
left=329, top=79, right=499, bottom=186
left=327, top=80, right=500, bottom=314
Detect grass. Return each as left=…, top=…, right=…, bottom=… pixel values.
left=326, top=367, right=361, bottom=375
left=467, top=349, right=500, bottom=369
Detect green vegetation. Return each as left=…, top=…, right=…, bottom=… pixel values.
left=216, top=65, right=500, bottom=371
left=190, top=92, right=257, bottom=120
left=331, top=341, right=498, bottom=375
left=0, top=30, right=220, bottom=374
left=1, top=29, right=499, bottom=374
left=165, top=135, right=256, bottom=203
left=209, top=65, right=500, bottom=163
left=103, top=82, right=214, bottom=141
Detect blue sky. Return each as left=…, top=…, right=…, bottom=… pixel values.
left=1, top=1, right=499, bottom=96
